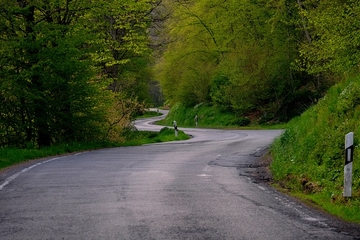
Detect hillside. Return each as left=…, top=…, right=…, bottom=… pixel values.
left=271, top=77, right=360, bottom=223
left=155, top=1, right=360, bottom=124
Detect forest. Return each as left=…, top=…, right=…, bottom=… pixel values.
left=156, top=0, right=360, bottom=122
left=0, top=0, right=162, bottom=148
left=1, top=0, right=360, bottom=148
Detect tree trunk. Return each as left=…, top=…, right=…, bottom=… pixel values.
left=297, top=0, right=312, bottom=44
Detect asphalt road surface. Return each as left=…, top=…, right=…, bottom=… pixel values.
left=0, top=110, right=359, bottom=239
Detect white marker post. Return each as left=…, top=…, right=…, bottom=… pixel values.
left=173, top=120, right=178, bottom=138
left=344, top=132, right=354, bottom=197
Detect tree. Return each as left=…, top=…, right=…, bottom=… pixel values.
left=155, top=0, right=218, bottom=106
left=96, top=0, right=162, bottom=104
left=298, top=0, right=360, bottom=77
left=156, top=0, right=339, bottom=121
left=0, top=0, right=158, bottom=147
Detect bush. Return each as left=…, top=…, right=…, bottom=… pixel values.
left=230, top=117, right=251, bottom=126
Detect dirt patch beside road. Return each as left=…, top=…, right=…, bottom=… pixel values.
left=236, top=148, right=273, bottom=183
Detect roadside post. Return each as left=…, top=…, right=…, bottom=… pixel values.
left=195, top=114, right=198, bottom=127
left=173, top=120, right=178, bottom=137
left=344, top=132, right=354, bottom=197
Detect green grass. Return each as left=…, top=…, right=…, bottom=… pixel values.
left=119, top=127, right=189, bottom=146
left=157, top=102, right=286, bottom=130
left=0, top=142, right=114, bottom=170
left=306, top=193, right=360, bottom=223
left=271, top=76, right=360, bottom=224
left=0, top=127, right=189, bottom=170
left=276, top=191, right=360, bottom=223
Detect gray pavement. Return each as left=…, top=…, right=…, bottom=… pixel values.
left=0, top=111, right=358, bottom=239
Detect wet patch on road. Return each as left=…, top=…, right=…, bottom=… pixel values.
left=208, top=148, right=273, bottom=183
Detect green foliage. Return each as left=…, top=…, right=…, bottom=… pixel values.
left=0, top=1, right=108, bottom=147
left=271, top=77, right=360, bottom=222
left=0, top=0, right=158, bottom=148
left=136, top=110, right=162, bottom=119
left=298, top=0, right=360, bottom=76
left=156, top=0, right=324, bottom=122
left=95, top=0, right=156, bottom=103
left=210, top=74, right=232, bottom=110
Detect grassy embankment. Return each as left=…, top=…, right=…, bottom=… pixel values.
left=271, top=77, right=360, bottom=223
left=157, top=103, right=285, bottom=129
left=0, top=116, right=189, bottom=171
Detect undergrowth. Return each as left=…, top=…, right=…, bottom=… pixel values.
left=120, top=127, right=189, bottom=146
left=157, top=103, right=284, bottom=129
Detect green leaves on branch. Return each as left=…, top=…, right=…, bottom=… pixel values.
left=298, top=0, right=360, bottom=76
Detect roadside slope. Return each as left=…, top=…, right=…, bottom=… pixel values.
left=271, top=77, right=360, bottom=223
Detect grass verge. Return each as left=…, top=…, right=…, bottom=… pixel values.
left=119, top=127, right=189, bottom=146
left=0, top=127, right=189, bottom=171
left=272, top=186, right=360, bottom=223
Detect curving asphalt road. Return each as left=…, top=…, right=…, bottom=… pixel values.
left=0, top=110, right=359, bottom=239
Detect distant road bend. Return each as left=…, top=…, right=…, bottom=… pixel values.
left=0, top=109, right=359, bottom=239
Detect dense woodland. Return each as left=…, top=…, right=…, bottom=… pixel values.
left=156, top=0, right=360, bottom=122
left=0, top=0, right=162, bottom=147
left=1, top=0, right=360, bottom=148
